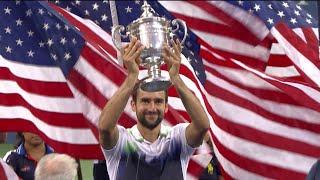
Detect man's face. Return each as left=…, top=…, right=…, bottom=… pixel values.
left=131, top=89, right=168, bottom=130
left=23, top=132, right=44, bottom=146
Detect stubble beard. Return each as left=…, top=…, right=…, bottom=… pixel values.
left=137, top=110, right=163, bottom=130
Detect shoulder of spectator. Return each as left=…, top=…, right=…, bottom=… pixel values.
left=3, top=150, right=15, bottom=161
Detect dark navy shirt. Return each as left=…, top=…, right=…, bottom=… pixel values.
left=5, top=144, right=54, bottom=180
left=306, top=160, right=320, bottom=180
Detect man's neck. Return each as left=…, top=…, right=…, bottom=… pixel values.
left=137, top=124, right=161, bottom=143
left=24, top=143, right=46, bottom=161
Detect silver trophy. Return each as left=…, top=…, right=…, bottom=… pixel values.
left=112, top=1, right=187, bottom=92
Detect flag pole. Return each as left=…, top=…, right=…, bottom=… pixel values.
left=76, top=159, right=83, bottom=180
left=109, top=1, right=123, bottom=66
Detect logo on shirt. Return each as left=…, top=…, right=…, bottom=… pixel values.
left=21, top=165, right=31, bottom=172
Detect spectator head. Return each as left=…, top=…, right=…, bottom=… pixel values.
left=35, top=153, right=78, bottom=180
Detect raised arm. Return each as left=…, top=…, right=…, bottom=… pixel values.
left=99, top=37, right=143, bottom=150
left=163, top=40, right=210, bottom=147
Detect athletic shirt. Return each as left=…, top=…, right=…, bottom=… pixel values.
left=102, top=123, right=195, bottom=180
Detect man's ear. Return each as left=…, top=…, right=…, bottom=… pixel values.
left=164, top=103, right=168, bottom=113
left=131, top=100, right=136, bottom=112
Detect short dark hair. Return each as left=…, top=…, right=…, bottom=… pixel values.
left=131, top=81, right=168, bottom=103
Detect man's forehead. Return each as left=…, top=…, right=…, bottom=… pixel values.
left=137, top=89, right=166, bottom=98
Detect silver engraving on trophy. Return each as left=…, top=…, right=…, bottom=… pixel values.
left=112, top=1, right=187, bottom=92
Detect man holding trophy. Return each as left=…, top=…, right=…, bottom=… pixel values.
left=98, top=2, right=209, bottom=180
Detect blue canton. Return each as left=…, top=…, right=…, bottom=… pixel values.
left=229, top=1, right=318, bottom=29
left=0, top=1, right=85, bottom=77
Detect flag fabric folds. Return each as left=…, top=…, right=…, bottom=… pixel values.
left=0, top=158, right=19, bottom=180
left=0, top=1, right=319, bottom=179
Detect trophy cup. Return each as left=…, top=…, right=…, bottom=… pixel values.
left=112, top=1, right=187, bottom=92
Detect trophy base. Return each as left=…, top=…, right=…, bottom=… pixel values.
left=140, top=76, right=171, bottom=92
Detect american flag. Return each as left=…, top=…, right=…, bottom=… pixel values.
left=0, top=1, right=104, bottom=158
left=1, top=1, right=319, bottom=179
left=0, top=158, right=19, bottom=180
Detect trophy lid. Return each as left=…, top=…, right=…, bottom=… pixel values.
left=140, top=1, right=157, bottom=18
left=127, top=1, right=168, bottom=30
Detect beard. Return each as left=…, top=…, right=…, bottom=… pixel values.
left=137, top=109, right=163, bottom=130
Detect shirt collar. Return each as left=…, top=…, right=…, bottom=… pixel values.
left=129, top=124, right=171, bottom=142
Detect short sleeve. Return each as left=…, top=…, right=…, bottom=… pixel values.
left=172, top=123, right=196, bottom=180
left=173, top=123, right=196, bottom=157
left=101, top=125, right=128, bottom=180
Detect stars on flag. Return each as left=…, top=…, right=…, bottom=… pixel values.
left=230, top=1, right=317, bottom=29
left=125, top=6, right=132, bottom=13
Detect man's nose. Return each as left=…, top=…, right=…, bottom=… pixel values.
left=148, top=101, right=156, bottom=110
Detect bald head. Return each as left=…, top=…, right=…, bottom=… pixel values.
left=35, top=153, right=78, bottom=180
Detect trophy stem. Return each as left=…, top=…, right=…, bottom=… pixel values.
left=140, top=62, right=171, bottom=92
left=148, top=64, right=161, bottom=78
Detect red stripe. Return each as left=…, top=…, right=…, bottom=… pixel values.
left=187, top=158, right=205, bottom=177
left=186, top=1, right=261, bottom=45
left=0, top=67, right=72, bottom=97
left=49, top=3, right=117, bottom=58
left=0, top=162, right=7, bottom=180
left=199, top=40, right=268, bottom=71
left=204, top=73, right=320, bottom=134
left=275, top=23, right=320, bottom=69
left=206, top=83, right=320, bottom=156
left=69, top=69, right=137, bottom=129
left=68, top=69, right=107, bottom=109
left=81, top=45, right=127, bottom=86
left=205, top=56, right=320, bottom=112
left=302, top=27, right=320, bottom=59
left=209, top=126, right=306, bottom=179
left=267, top=54, right=295, bottom=67
left=205, top=63, right=304, bottom=105
left=0, top=120, right=103, bottom=159
left=0, top=93, right=89, bottom=128
left=171, top=12, right=260, bottom=46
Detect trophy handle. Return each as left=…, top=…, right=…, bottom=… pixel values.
left=111, top=25, right=129, bottom=51
left=170, top=19, right=187, bottom=44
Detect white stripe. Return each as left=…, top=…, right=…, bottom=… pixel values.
left=191, top=154, right=212, bottom=167
left=0, top=80, right=82, bottom=113
left=265, top=65, right=300, bottom=77
left=65, top=10, right=119, bottom=62
left=0, top=55, right=66, bottom=82
left=74, top=57, right=119, bottom=100
left=205, top=69, right=320, bottom=124
left=194, top=30, right=270, bottom=61
left=208, top=1, right=269, bottom=40
left=312, top=28, right=319, bottom=40
left=210, top=95, right=320, bottom=146
left=1, top=158, right=19, bottom=180
left=0, top=106, right=98, bottom=144
left=67, top=82, right=101, bottom=127
left=86, top=42, right=118, bottom=64
left=186, top=174, right=197, bottom=180
left=271, top=27, right=320, bottom=87
left=204, top=59, right=279, bottom=90
left=212, top=143, right=270, bottom=179
left=158, top=1, right=226, bottom=25
left=208, top=103, right=318, bottom=173
left=168, top=97, right=184, bottom=111
left=293, top=28, right=306, bottom=43
left=201, top=46, right=227, bottom=60
left=270, top=43, right=286, bottom=55
left=73, top=57, right=137, bottom=120
left=233, top=59, right=320, bottom=105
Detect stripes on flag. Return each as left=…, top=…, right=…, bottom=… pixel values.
left=1, top=1, right=319, bottom=179
left=0, top=158, right=19, bottom=180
